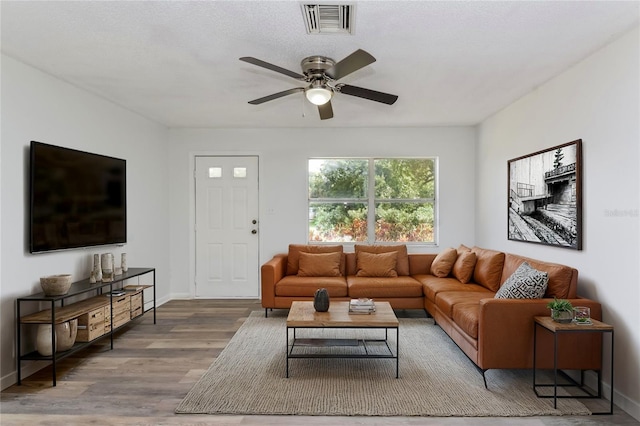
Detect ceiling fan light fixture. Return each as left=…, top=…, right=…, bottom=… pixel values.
left=305, top=80, right=333, bottom=105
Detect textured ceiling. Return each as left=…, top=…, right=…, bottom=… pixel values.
left=1, top=1, right=638, bottom=128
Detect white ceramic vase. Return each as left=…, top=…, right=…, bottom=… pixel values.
left=121, top=253, right=128, bottom=272
left=94, top=254, right=102, bottom=281
left=101, top=253, right=114, bottom=282
left=55, top=319, right=78, bottom=352
left=36, top=324, right=56, bottom=356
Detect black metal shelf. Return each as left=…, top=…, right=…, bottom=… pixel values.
left=16, top=267, right=156, bottom=386
left=18, top=268, right=154, bottom=302
left=19, top=313, right=147, bottom=362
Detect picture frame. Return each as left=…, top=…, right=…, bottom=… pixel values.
left=507, top=139, right=582, bottom=250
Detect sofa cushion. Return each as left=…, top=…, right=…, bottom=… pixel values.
left=471, top=247, right=505, bottom=292
left=347, top=276, right=423, bottom=298
left=452, top=304, right=480, bottom=340
left=408, top=253, right=434, bottom=275
left=495, top=261, right=548, bottom=299
left=502, top=254, right=575, bottom=299
left=430, top=247, right=458, bottom=277
left=416, top=275, right=489, bottom=301
left=297, top=252, right=342, bottom=277
left=286, top=244, right=344, bottom=276
left=458, top=244, right=472, bottom=253
left=356, top=251, right=398, bottom=277
left=355, top=244, right=410, bottom=276
left=275, top=275, right=348, bottom=297
left=451, top=250, right=477, bottom=283
left=435, top=290, right=494, bottom=318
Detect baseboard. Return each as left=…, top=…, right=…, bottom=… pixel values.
left=573, top=370, right=640, bottom=420
left=611, top=382, right=640, bottom=421
left=169, top=293, right=261, bottom=300
left=1, top=360, right=49, bottom=391
left=155, top=294, right=171, bottom=306
left=168, top=292, right=192, bottom=300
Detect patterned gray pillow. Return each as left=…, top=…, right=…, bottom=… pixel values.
left=495, top=261, right=548, bottom=299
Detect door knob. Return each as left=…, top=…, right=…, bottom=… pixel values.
left=252, top=219, right=257, bottom=224
left=251, top=229, right=257, bottom=234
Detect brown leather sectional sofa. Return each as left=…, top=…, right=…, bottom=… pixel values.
left=261, top=244, right=603, bottom=382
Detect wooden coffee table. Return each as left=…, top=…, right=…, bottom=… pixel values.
left=286, top=301, right=400, bottom=378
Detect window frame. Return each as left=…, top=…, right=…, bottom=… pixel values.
left=308, top=157, right=438, bottom=246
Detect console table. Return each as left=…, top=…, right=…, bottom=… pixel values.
left=533, top=315, right=614, bottom=414
left=16, top=267, right=156, bottom=386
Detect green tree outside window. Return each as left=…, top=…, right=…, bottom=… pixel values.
left=309, top=158, right=436, bottom=243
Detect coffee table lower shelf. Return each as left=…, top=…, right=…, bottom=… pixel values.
left=286, top=326, right=399, bottom=378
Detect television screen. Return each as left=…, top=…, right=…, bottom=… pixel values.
left=30, top=141, right=127, bottom=253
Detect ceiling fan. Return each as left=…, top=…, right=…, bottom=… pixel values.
left=239, top=49, right=398, bottom=120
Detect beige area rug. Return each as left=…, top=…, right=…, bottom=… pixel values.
left=176, top=311, right=590, bottom=417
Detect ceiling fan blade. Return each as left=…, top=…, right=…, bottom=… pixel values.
left=239, top=57, right=305, bottom=79
left=318, top=101, right=334, bottom=120
left=325, top=49, right=376, bottom=80
left=338, top=84, right=398, bottom=105
left=248, top=87, right=304, bottom=105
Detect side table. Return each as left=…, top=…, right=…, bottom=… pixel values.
left=533, top=315, right=614, bottom=414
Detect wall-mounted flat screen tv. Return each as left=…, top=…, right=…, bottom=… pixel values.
left=30, top=141, right=127, bottom=253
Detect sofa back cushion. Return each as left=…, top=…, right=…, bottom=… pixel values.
left=355, top=251, right=398, bottom=277
left=502, top=253, right=577, bottom=298
left=354, top=244, right=410, bottom=276
left=286, top=244, right=344, bottom=276
left=471, top=246, right=505, bottom=291
left=430, top=247, right=458, bottom=277
left=452, top=250, right=477, bottom=283
left=297, top=251, right=343, bottom=277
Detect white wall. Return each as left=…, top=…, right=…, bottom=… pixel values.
left=0, top=55, right=171, bottom=389
left=477, top=27, right=640, bottom=419
left=167, top=127, right=476, bottom=298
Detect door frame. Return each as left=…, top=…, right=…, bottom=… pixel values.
left=188, top=151, right=262, bottom=299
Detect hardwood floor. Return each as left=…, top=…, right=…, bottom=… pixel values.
left=2, top=299, right=637, bottom=425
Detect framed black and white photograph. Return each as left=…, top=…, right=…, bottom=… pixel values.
left=507, top=139, right=582, bottom=250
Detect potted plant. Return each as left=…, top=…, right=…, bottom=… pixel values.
left=546, top=297, right=573, bottom=323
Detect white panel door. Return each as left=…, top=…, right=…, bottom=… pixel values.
left=195, top=156, right=259, bottom=298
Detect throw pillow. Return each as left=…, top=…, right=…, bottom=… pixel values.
left=452, top=250, right=477, bottom=283
left=354, top=244, right=410, bottom=275
left=286, top=244, right=343, bottom=275
left=471, top=247, right=505, bottom=292
left=430, top=247, right=458, bottom=277
left=356, top=251, right=398, bottom=277
left=495, top=261, right=549, bottom=299
left=457, top=244, right=472, bottom=254
left=297, top=252, right=342, bottom=277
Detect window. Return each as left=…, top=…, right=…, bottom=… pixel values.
left=208, top=167, right=222, bottom=178
left=308, top=158, right=437, bottom=244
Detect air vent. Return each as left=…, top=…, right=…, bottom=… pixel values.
left=302, top=4, right=354, bottom=34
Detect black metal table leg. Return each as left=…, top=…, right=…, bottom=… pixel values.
left=51, top=301, right=57, bottom=386
left=396, top=327, right=399, bottom=379
left=553, top=330, right=558, bottom=408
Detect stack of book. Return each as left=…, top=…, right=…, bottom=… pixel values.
left=349, top=298, right=376, bottom=314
